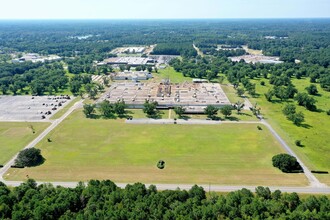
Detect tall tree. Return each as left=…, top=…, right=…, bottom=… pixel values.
left=143, top=100, right=158, bottom=117
left=204, top=105, right=218, bottom=119
left=173, top=106, right=186, bottom=118
left=83, top=104, right=96, bottom=118
left=220, top=105, right=233, bottom=118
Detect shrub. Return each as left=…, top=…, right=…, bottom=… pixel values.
left=326, top=110, right=330, bottom=115
left=295, top=140, right=302, bottom=147
left=15, top=148, right=45, bottom=167
left=260, top=81, right=265, bottom=86
left=257, top=126, right=262, bottom=130
left=157, top=160, right=165, bottom=169
left=272, top=154, right=303, bottom=173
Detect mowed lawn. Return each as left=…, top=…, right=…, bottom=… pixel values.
left=249, top=78, right=330, bottom=185
left=153, top=67, right=191, bottom=83
left=0, top=122, right=50, bottom=164
left=5, top=110, right=308, bottom=186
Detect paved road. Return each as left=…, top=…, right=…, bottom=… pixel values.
left=243, top=98, right=324, bottom=187
left=1, top=180, right=329, bottom=194
left=0, top=99, right=83, bottom=180
left=260, top=119, right=325, bottom=188
left=0, top=119, right=53, bottom=123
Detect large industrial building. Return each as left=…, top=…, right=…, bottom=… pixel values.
left=111, top=71, right=153, bottom=81
left=230, top=55, right=283, bottom=64
left=12, top=53, right=62, bottom=63
left=98, top=57, right=156, bottom=67
left=101, top=81, right=231, bottom=113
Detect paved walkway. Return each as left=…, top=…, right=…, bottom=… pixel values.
left=260, top=119, right=325, bottom=188
left=1, top=180, right=329, bottom=194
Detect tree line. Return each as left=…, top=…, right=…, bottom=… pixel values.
left=0, top=62, right=68, bottom=95
left=0, top=179, right=329, bottom=219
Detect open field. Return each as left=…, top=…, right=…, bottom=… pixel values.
left=5, top=110, right=308, bottom=186
left=242, top=45, right=263, bottom=55
left=249, top=77, right=330, bottom=185
left=220, top=84, right=245, bottom=103
left=0, top=122, right=50, bottom=164
left=153, top=67, right=191, bottom=83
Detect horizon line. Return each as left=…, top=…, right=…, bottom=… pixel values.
left=0, top=17, right=330, bottom=21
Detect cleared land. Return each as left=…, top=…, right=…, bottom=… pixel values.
left=249, top=78, right=330, bottom=185
left=153, top=67, right=191, bottom=83
left=5, top=110, right=308, bottom=186
left=0, top=122, right=50, bottom=164
left=242, top=45, right=263, bottom=55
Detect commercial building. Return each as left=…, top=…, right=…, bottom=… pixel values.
left=99, top=57, right=156, bottom=67
left=12, top=53, right=62, bottom=63
left=101, top=82, right=231, bottom=113
left=111, top=71, right=153, bottom=81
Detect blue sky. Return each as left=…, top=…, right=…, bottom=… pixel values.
left=1, top=0, right=329, bottom=19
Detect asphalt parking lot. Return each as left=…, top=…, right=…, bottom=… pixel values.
left=0, top=95, right=72, bottom=121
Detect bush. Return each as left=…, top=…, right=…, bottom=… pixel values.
left=260, top=81, right=265, bottom=86
left=257, top=126, right=262, bottom=130
left=295, top=140, right=302, bottom=147
left=15, top=148, right=45, bottom=167
left=326, top=110, right=330, bottom=115
left=157, top=160, right=165, bottom=169
left=272, top=154, right=303, bottom=173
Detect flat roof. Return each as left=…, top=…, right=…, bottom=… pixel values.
left=100, top=82, right=231, bottom=108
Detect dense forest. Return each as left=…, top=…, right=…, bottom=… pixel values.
left=151, top=43, right=197, bottom=57
left=0, top=62, right=68, bottom=95
left=0, top=19, right=330, bottom=64
left=0, top=179, right=329, bottom=219
left=0, top=19, right=329, bottom=104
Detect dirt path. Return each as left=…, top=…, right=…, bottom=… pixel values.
left=193, top=44, right=204, bottom=57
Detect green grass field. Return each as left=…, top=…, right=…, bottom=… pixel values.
left=248, top=77, right=330, bottom=185
left=5, top=110, right=308, bottom=186
left=153, top=67, right=191, bottom=83
left=0, top=122, right=50, bottom=164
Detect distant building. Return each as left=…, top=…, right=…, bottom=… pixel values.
left=192, top=79, right=208, bottom=83
left=99, top=57, right=156, bottom=67
left=230, top=55, right=284, bottom=65
left=12, top=53, right=62, bottom=63
left=111, top=71, right=153, bottom=81
left=124, top=47, right=145, bottom=54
